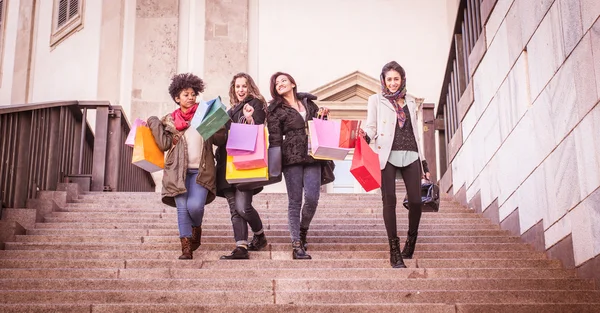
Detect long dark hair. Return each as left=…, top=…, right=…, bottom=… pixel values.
left=381, top=61, right=406, bottom=80
left=228, top=72, right=266, bottom=108
left=269, top=72, right=298, bottom=106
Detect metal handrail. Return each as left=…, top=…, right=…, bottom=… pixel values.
left=0, top=101, right=155, bottom=211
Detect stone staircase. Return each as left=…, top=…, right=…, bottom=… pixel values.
left=0, top=192, right=599, bottom=312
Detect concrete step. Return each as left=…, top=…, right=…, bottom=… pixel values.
left=0, top=249, right=544, bottom=261
left=275, top=290, right=600, bottom=304
left=199, top=259, right=563, bottom=269
left=0, top=257, right=563, bottom=270
left=0, top=304, right=457, bottom=313
left=2, top=289, right=598, bottom=305
left=42, top=215, right=494, bottom=225
left=0, top=278, right=593, bottom=291
left=4, top=242, right=539, bottom=256
left=0, top=290, right=274, bottom=305
left=0, top=267, right=578, bottom=280
left=2, top=303, right=600, bottom=313
left=25, top=229, right=521, bottom=243
left=4, top=191, right=594, bottom=310
left=13, top=235, right=530, bottom=250
left=60, top=206, right=477, bottom=218
left=32, top=222, right=503, bottom=232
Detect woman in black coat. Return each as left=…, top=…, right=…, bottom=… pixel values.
left=267, top=72, right=329, bottom=260
left=215, top=73, right=268, bottom=259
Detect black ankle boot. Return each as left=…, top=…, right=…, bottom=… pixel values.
left=292, top=241, right=311, bottom=260
left=248, top=233, right=268, bottom=251
left=401, top=233, right=418, bottom=259
left=388, top=237, right=406, bottom=268
left=299, top=228, right=308, bottom=251
left=220, top=246, right=249, bottom=260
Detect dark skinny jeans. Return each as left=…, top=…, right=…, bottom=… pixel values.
left=223, top=188, right=264, bottom=246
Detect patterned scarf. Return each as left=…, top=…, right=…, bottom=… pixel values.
left=380, top=74, right=407, bottom=128
left=172, top=103, right=199, bottom=131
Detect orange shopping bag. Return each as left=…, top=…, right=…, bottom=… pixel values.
left=132, top=126, right=164, bottom=172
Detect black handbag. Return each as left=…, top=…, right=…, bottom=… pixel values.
left=320, top=160, right=335, bottom=185
left=403, top=180, right=440, bottom=212
left=236, top=147, right=283, bottom=191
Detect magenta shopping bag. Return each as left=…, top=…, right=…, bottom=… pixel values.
left=309, top=118, right=351, bottom=160
left=226, top=122, right=259, bottom=156
left=233, top=125, right=268, bottom=170
left=125, top=118, right=147, bottom=147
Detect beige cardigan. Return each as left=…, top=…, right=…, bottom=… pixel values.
left=365, top=93, right=426, bottom=170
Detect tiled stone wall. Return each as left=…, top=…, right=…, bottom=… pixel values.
left=131, top=0, right=180, bottom=122
left=450, top=0, right=600, bottom=279
left=202, top=0, right=249, bottom=105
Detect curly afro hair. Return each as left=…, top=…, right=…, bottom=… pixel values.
left=168, top=73, right=205, bottom=103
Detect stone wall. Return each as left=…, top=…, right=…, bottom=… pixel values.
left=131, top=0, right=180, bottom=121
left=203, top=0, right=249, bottom=105
left=450, top=0, right=600, bottom=280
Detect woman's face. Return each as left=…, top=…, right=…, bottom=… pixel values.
left=275, top=75, right=295, bottom=96
left=176, top=87, right=197, bottom=112
left=234, top=77, right=249, bottom=102
left=384, top=70, right=402, bottom=93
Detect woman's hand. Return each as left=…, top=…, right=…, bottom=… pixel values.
left=243, top=103, right=254, bottom=123
left=357, top=128, right=366, bottom=138
left=317, top=107, right=330, bottom=119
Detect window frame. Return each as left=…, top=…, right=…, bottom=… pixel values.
left=50, top=0, right=85, bottom=47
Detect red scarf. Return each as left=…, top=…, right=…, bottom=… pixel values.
left=172, top=104, right=198, bottom=131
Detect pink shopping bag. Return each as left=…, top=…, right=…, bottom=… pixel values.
left=226, top=122, right=259, bottom=156
left=233, top=125, right=268, bottom=170
left=309, top=118, right=351, bottom=160
left=125, top=118, right=147, bottom=147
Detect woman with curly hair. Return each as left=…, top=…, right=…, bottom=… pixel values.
left=215, top=73, right=269, bottom=260
left=359, top=61, right=430, bottom=268
left=267, top=72, right=329, bottom=260
left=147, top=73, right=226, bottom=260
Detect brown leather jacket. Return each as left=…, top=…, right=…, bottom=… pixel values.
left=147, top=113, right=226, bottom=207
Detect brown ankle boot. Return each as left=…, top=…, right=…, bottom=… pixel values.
left=191, top=226, right=202, bottom=251
left=179, top=237, right=193, bottom=260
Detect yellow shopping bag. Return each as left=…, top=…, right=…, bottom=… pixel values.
left=225, top=155, right=268, bottom=184
left=132, top=126, right=164, bottom=172
left=226, top=127, right=269, bottom=183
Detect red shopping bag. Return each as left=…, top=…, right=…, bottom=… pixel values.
left=232, top=125, right=268, bottom=169
left=350, top=136, right=381, bottom=192
left=339, top=120, right=359, bottom=148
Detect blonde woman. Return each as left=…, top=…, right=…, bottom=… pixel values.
left=215, top=73, right=268, bottom=259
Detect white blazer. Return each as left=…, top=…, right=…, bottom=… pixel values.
left=365, top=93, right=425, bottom=170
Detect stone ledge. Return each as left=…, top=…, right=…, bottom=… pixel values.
left=0, top=221, right=25, bottom=250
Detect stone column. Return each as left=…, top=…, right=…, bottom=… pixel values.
left=203, top=0, right=249, bottom=105
left=97, top=0, right=126, bottom=105
left=131, top=0, right=180, bottom=121
left=11, top=0, right=36, bottom=104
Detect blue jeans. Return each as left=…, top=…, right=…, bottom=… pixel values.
left=282, top=163, right=321, bottom=243
left=174, top=169, right=208, bottom=238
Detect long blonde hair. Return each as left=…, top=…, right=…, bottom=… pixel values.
left=228, top=73, right=266, bottom=108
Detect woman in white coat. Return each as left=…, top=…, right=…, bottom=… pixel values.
left=359, top=61, right=430, bottom=268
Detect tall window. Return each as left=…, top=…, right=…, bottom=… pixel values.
left=50, top=0, right=84, bottom=47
